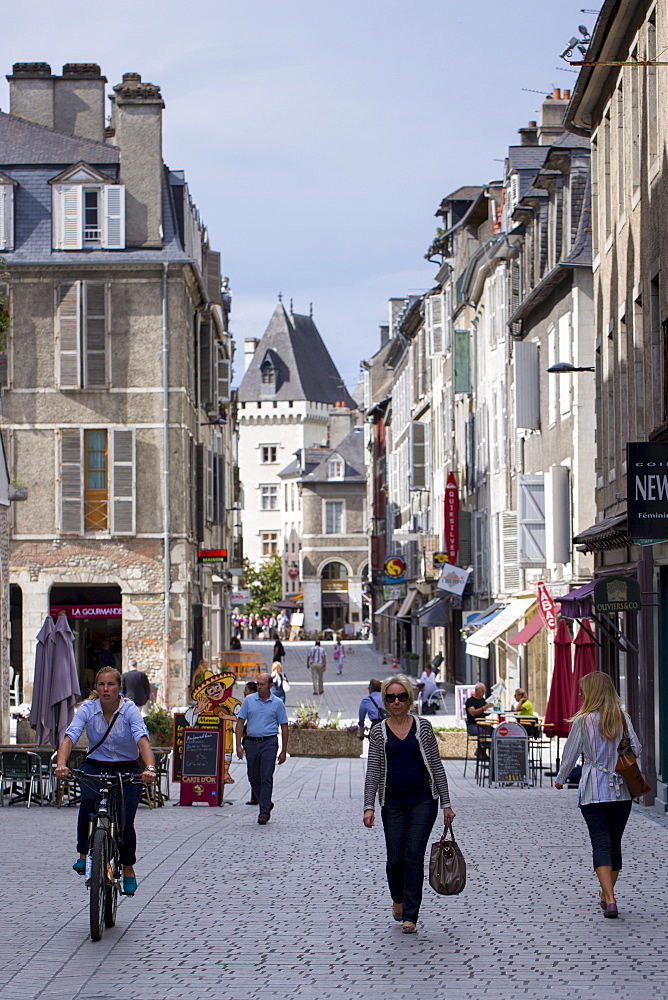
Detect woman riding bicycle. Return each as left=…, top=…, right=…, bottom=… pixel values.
left=55, top=667, right=156, bottom=896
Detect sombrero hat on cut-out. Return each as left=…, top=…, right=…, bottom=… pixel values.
left=191, top=670, right=236, bottom=702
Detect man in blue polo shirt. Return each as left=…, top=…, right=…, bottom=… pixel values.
left=235, top=672, right=289, bottom=824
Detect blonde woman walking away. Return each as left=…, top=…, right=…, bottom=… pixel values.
left=555, top=671, right=641, bottom=918
left=363, top=673, right=455, bottom=934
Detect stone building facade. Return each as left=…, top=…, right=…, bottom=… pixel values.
left=1, top=63, right=235, bottom=708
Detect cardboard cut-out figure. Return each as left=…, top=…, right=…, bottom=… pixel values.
left=186, top=670, right=240, bottom=783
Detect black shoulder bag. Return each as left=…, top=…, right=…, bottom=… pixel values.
left=84, top=704, right=122, bottom=760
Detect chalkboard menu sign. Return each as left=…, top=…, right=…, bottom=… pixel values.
left=182, top=729, right=220, bottom=777
left=492, top=722, right=529, bottom=786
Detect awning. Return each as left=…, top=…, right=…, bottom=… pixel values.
left=573, top=513, right=630, bottom=552
left=465, top=597, right=537, bottom=659
left=374, top=600, right=396, bottom=617
left=508, top=613, right=544, bottom=646
left=559, top=580, right=596, bottom=619
left=321, top=592, right=349, bottom=607
left=469, top=609, right=503, bottom=628
left=396, top=588, right=419, bottom=618
left=416, top=594, right=451, bottom=628
left=466, top=603, right=502, bottom=624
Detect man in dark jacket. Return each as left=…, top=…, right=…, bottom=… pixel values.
left=122, top=660, right=151, bottom=709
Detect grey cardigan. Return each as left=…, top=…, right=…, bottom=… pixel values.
left=364, top=717, right=451, bottom=810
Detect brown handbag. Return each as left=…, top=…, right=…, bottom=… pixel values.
left=616, top=727, right=651, bottom=798
left=429, top=820, right=466, bottom=896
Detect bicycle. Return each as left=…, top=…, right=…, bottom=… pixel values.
left=71, top=769, right=144, bottom=941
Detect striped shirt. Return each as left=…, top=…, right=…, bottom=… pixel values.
left=555, top=711, right=642, bottom=805
left=364, top=717, right=451, bottom=810
left=307, top=645, right=326, bottom=665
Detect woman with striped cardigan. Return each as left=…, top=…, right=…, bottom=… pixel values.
left=363, top=673, right=455, bottom=933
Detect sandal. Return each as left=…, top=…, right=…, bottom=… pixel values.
left=392, top=903, right=403, bottom=922
left=401, top=921, right=417, bottom=934
left=72, top=858, right=86, bottom=875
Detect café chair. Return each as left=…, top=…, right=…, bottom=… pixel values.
left=0, top=750, right=41, bottom=807
left=475, top=724, right=494, bottom=787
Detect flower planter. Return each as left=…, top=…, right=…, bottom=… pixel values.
left=288, top=728, right=362, bottom=758
left=435, top=731, right=469, bottom=759
left=16, top=718, right=33, bottom=744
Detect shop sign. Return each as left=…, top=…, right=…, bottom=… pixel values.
left=627, top=442, right=668, bottom=539
left=436, top=563, right=471, bottom=597
left=288, top=566, right=299, bottom=578
left=433, top=551, right=449, bottom=568
left=444, top=473, right=459, bottom=564
left=230, top=589, right=251, bottom=604
left=198, top=548, right=228, bottom=564
left=50, top=604, right=122, bottom=618
left=536, top=581, right=557, bottom=630
left=384, top=555, right=406, bottom=585
left=383, top=584, right=406, bottom=601
left=593, top=576, right=641, bottom=613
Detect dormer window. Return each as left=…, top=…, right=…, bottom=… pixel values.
left=328, top=457, right=344, bottom=480
left=51, top=162, right=125, bottom=250
left=261, top=362, right=275, bottom=385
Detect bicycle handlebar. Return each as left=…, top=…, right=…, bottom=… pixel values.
left=69, top=768, right=146, bottom=785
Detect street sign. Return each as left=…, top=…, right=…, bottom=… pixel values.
left=198, top=549, right=228, bottom=564
left=383, top=584, right=406, bottom=601
left=384, top=555, right=406, bottom=585
left=492, top=721, right=529, bottom=786
left=433, top=551, right=450, bottom=567
left=436, top=563, right=471, bottom=597
left=627, top=442, right=668, bottom=539
left=537, top=581, right=557, bottom=630
left=593, top=576, right=641, bottom=613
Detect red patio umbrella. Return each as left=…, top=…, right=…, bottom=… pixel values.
left=570, top=618, right=597, bottom=717
left=544, top=619, right=573, bottom=739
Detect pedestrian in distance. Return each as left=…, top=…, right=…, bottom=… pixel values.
left=357, top=678, right=388, bottom=738
left=271, top=660, right=289, bottom=703
left=235, top=673, right=289, bottom=824
left=122, top=660, right=151, bottom=712
left=555, top=671, right=641, bottom=918
left=333, top=637, right=345, bottom=675
left=273, top=634, right=286, bottom=664
left=306, top=639, right=326, bottom=695
left=241, top=681, right=258, bottom=805
left=54, top=667, right=156, bottom=896
left=363, top=673, right=455, bottom=934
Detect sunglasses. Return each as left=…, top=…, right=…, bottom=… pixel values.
left=385, top=692, right=409, bottom=703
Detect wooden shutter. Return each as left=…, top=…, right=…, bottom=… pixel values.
left=514, top=341, right=540, bottom=430
left=0, top=185, right=13, bottom=251
left=102, top=185, right=125, bottom=249
left=428, top=294, right=443, bottom=355
left=214, top=453, right=225, bottom=523
left=199, top=319, right=213, bottom=410
left=499, top=511, right=520, bottom=592
left=410, top=422, right=427, bottom=490
left=454, top=330, right=471, bottom=393
left=473, top=511, right=489, bottom=595
left=111, top=429, right=135, bottom=534
left=60, top=429, right=83, bottom=533
left=60, top=186, right=83, bottom=250
left=206, top=448, right=214, bottom=523
left=195, top=443, right=205, bottom=541
left=207, top=250, right=221, bottom=304
left=458, top=510, right=472, bottom=566
left=217, top=346, right=231, bottom=404
left=518, top=474, right=546, bottom=567
left=83, top=283, right=107, bottom=387
left=56, top=282, right=81, bottom=388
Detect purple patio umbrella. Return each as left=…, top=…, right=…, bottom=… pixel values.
left=570, top=619, right=597, bottom=717
left=29, top=616, right=56, bottom=746
left=544, top=619, right=573, bottom=738
left=50, top=614, right=81, bottom=748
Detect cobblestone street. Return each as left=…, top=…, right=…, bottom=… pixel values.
left=2, top=721, right=668, bottom=1000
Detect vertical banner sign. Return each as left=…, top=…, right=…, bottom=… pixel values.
left=444, top=473, right=459, bottom=565
left=627, top=442, right=668, bottom=539
left=537, top=581, right=557, bottom=630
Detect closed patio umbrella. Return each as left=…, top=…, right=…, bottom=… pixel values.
left=29, top=616, right=56, bottom=745
left=50, top=614, right=81, bottom=748
left=543, top=619, right=573, bottom=776
left=570, top=619, right=597, bottom=717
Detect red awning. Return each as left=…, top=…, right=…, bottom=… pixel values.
left=508, top=613, right=544, bottom=646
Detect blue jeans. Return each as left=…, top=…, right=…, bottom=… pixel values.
left=76, top=758, right=143, bottom=866
left=381, top=798, right=438, bottom=922
left=580, top=800, right=632, bottom=871
left=245, top=737, right=278, bottom=817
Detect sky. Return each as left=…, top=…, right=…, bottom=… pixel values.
left=0, top=0, right=596, bottom=390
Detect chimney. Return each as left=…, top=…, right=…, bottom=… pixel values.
left=328, top=404, right=355, bottom=449
left=7, top=63, right=55, bottom=128
left=379, top=323, right=389, bottom=348
left=538, top=92, right=569, bottom=146
left=110, top=73, right=165, bottom=247
left=518, top=120, right=538, bottom=147
left=244, top=338, right=259, bottom=372
left=54, top=64, right=106, bottom=142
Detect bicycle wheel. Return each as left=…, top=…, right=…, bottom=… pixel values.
left=104, top=845, right=119, bottom=927
left=89, top=829, right=108, bottom=941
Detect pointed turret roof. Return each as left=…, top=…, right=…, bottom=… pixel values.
left=237, top=304, right=356, bottom=407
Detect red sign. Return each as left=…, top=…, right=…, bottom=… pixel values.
left=444, top=473, right=459, bottom=564
left=384, top=556, right=406, bottom=580
left=288, top=567, right=299, bottom=579
left=198, top=549, right=228, bottom=563
left=537, top=581, right=557, bottom=630
left=50, top=605, right=122, bottom=619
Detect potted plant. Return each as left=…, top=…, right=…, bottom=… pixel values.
left=144, top=703, right=174, bottom=747
left=288, top=702, right=362, bottom=758
left=402, top=651, right=420, bottom=677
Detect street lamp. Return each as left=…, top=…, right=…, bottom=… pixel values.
left=547, top=362, right=595, bottom=373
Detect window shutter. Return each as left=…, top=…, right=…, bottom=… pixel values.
left=518, top=473, right=546, bottom=567
left=215, top=453, right=225, bottom=523
left=60, top=428, right=83, bottom=533
left=473, top=511, right=489, bottom=595
left=195, top=443, right=205, bottom=541
left=199, top=319, right=213, bottom=410
left=499, top=510, right=520, bottom=593
left=59, top=186, right=83, bottom=250
left=454, top=330, right=471, bottom=393
left=429, top=294, right=444, bottom=355
left=206, top=448, right=214, bottom=523
left=56, top=282, right=81, bottom=388
left=217, top=346, right=231, bottom=404
left=111, top=429, right=135, bottom=534
left=458, top=510, right=472, bottom=565
left=410, top=422, right=427, bottom=490
left=102, top=185, right=125, bottom=249
left=83, top=283, right=107, bottom=387
left=0, top=185, right=13, bottom=251
left=207, top=250, right=221, bottom=304
left=514, top=341, right=540, bottom=430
